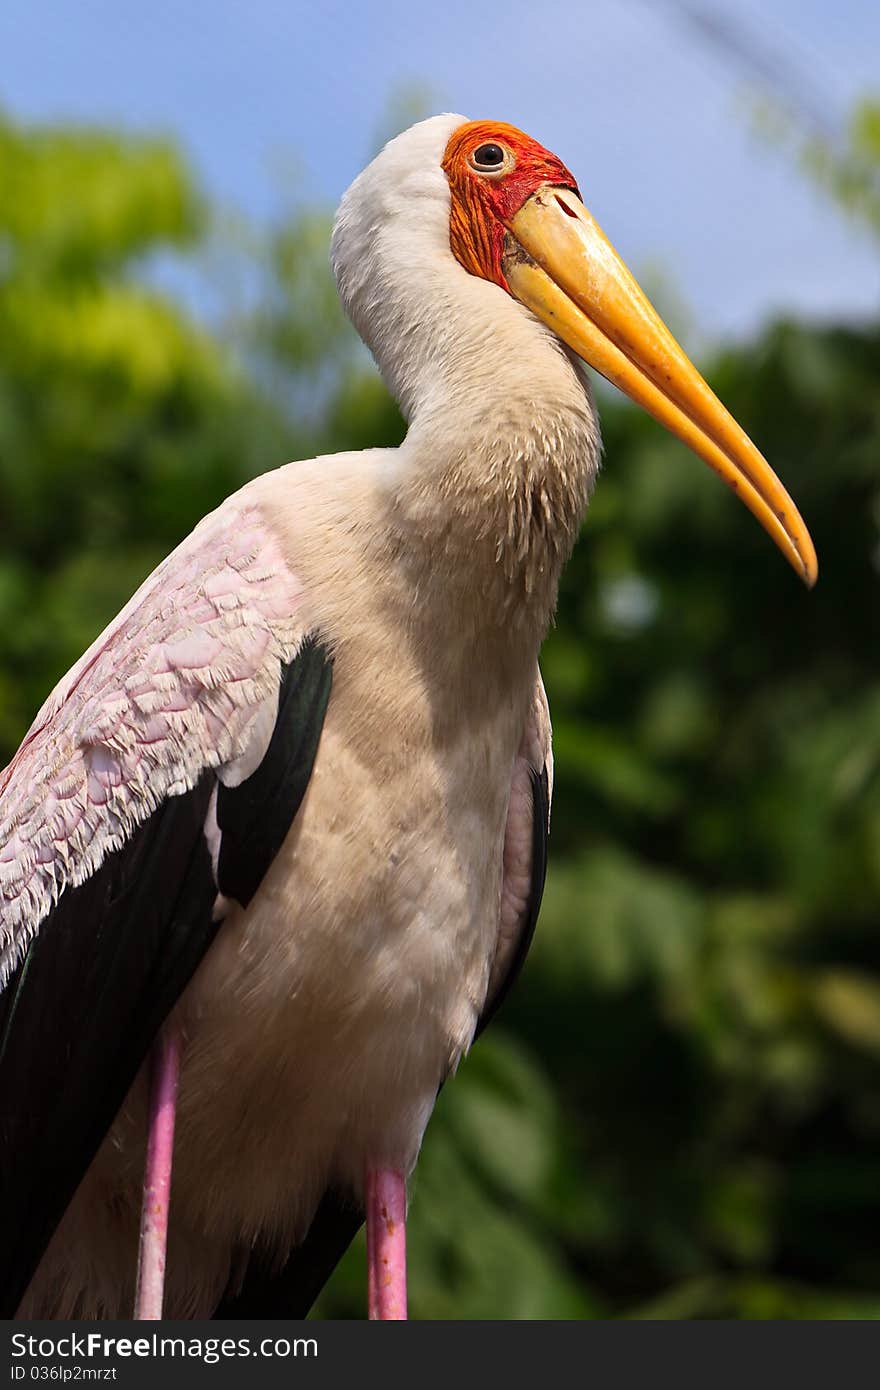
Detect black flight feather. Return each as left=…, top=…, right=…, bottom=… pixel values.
left=217, top=636, right=333, bottom=907
left=0, top=636, right=333, bottom=1317
left=0, top=774, right=217, bottom=1316
left=214, top=1188, right=364, bottom=1319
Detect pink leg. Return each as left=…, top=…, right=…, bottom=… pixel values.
left=365, top=1167, right=408, bottom=1320
left=133, top=1023, right=183, bottom=1320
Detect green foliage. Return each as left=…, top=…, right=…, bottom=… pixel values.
left=755, top=94, right=880, bottom=243
left=0, top=111, right=292, bottom=749
left=1, top=111, right=878, bottom=1320
left=0, top=109, right=201, bottom=280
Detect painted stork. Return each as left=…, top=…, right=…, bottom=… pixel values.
left=0, top=114, right=816, bottom=1321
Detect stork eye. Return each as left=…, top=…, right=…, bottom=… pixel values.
left=474, top=143, right=504, bottom=167
left=469, top=142, right=511, bottom=175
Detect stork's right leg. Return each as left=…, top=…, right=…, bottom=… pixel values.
left=133, top=1023, right=183, bottom=1319
left=365, top=1167, right=407, bottom=1320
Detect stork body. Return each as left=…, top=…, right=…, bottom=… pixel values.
left=0, top=114, right=814, bottom=1320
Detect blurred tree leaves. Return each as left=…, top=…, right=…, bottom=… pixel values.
left=0, top=110, right=201, bottom=279
left=0, top=108, right=290, bottom=747
left=1, top=107, right=878, bottom=1319
left=756, top=94, right=880, bottom=245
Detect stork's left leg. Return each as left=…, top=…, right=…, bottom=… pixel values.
left=365, top=1167, right=408, bottom=1320
left=133, top=1022, right=183, bottom=1319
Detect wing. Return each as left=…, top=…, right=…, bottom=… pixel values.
left=477, top=673, right=552, bottom=1037
left=0, top=499, right=333, bottom=1316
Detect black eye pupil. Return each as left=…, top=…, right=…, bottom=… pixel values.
left=474, top=143, right=504, bottom=168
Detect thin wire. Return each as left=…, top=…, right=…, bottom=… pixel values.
left=628, top=0, right=845, bottom=141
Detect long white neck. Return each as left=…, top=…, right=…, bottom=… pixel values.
left=331, top=114, right=601, bottom=643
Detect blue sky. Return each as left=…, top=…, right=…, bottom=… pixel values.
left=1, top=0, right=878, bottom=344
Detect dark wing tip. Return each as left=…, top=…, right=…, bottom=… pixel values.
left=475, top=762, right=550, bottom=1040
left=213, top=1187, right=363, bottom=1319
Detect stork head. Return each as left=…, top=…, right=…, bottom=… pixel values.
left=333, top=115, right=816, bottom=587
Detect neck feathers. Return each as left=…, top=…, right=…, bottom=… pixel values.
left=332, top=114, right=601, bottom=647
left=394, top=347, right=600, bottom=644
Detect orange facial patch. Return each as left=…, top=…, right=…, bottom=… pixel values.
left=441, top=120, right=579, bottom=291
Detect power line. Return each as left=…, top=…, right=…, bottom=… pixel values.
left=630, top=0, right=841, bottom=140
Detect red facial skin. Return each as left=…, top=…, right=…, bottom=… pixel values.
left=441, top=120, right=580, bottom=292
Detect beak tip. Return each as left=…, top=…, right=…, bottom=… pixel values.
left=507, top=191, right=819, bottom=595
left=798, top=547, right=819, bottom=589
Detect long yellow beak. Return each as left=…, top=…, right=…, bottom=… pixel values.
left=505, top=186, right=817, bottom=587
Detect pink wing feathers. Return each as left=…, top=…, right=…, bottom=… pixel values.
left=0, top=499, right=307, bottom=987
left=0, top=492, right=331, bottom=1317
